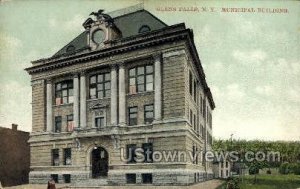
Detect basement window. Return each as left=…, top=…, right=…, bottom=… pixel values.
left=126, top=174, right=136, bottom=184
left=142, top=173, right=153, bottom=184
left=51, top=174, right=58, bottom=183
left=63, top=174, right=71, bottom=183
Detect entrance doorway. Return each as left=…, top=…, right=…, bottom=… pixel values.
left=91, top=147, right=108, bottom=178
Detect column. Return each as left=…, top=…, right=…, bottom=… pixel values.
left=154, top=53, right=162, bottom=121
left=46, top=80, right=53, bottom=132
left=80, top=72, right=87, bottom=128
left=118, top=63, right=126, bottom=125
left=110, top=65, right=118, bottom=126
left=73, top=74, right=79, bottom=128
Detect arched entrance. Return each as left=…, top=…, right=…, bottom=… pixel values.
left=91, top=147, right=109, bottom=178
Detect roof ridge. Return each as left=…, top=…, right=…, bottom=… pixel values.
left=108, top=3, right=144, bottom=18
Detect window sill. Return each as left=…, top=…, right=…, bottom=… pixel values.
left=121, top=123, right=153, bottom=128
left=127, top=91, right=154, bottom=97
left=87, top=97, right=111, bottom=102
left=51, top=131, right=73, bottom=135
left=53, top=103, right=73, bottom=107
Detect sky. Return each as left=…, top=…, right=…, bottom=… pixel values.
left=0, top=0, right=299, bottom=141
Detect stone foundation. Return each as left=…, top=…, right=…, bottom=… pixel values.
left=30, top=170, right=214, bottom=186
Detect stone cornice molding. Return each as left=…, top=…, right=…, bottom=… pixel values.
left=25, top=24, right=188, bottom=74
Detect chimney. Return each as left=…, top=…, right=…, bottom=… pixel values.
left=12, top=123, right=18, bottom=131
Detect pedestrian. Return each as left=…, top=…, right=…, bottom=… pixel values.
left=47, top=177, right=56, bottom=189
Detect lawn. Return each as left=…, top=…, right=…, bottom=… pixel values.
left=217, top=174, right=300, bottom=189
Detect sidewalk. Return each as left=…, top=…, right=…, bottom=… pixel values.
left=4, top=180, right=224, bottom=189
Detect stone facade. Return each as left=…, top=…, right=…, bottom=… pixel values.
left=26, top=8, right=215, bottom=186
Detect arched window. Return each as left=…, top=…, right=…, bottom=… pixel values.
left=138, top=25, right=151, bottom=33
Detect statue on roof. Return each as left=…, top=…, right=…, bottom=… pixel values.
left=89, top=9, right=113, bottom=23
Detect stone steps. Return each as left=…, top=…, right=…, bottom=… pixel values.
left=69, top=178, right=108, bottom=188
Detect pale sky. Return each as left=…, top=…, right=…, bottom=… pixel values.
left=0, top=0, right=299, bottom=141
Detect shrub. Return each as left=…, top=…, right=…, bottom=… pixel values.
left=249, top=166, right=259, bottom=175
left=266, top=170, right=271, bottom=174
left=226, top=177, right=240, bottom=189
left=279, top=162, right=289, bottom=174
left=287, top=163, right=297, bottom=174
left=294, top=163, right=300, bottom=175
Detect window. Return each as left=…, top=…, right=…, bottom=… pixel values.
left=142, top=173, right=153, bottom=184
left=67, top=114, right=74, bottom=132
left=126, top=174, right=136, bottom=184
left=55, top=80, right=73, bottom=105
left=126, top=144, right=137, bottom=163
left=196, top=147, right=198, bottom=164
left=189, top=110, right=193, bottom=127
left=193, top=113, right=196, bottom=131
left=197, top=116, right=200, bottom=135
left=129, top=107, right=138, bottom=126
left=192, top=145, right=196, bottom=164
left=144, top=104, right=154, bottom=124
left=51, top=149, right=59, bottom=166
left=208, top=112, right=212, bottom=129
left=139, top=25, right=151, bottom=33
left=200, top=96, right=203, bottom=114
left=51, top=174, right=58, bottom=183
left=66, top=45, right=75, bottom=53
left=63, top=148, right=71, bottom=165
left=95, top=117, right=105, bottom=128
left=129, top=65, right=153, bottom=94
left=142, top=143, right=153, bottom=163
left=89, top=73, right=111, bottom=99
left=202, top=98, right=206, bottom=118
left=189, top=71, right=193, bottom=95
left=63, top=174, right=71, bottom=183
left=193, top=80, right=197, bottom=101
left=55, top=116, right=62, bottom=133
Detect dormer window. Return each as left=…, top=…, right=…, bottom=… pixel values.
left=92, top=29, right=105, bottom=44
left=139, top=25, right=151, bottom=33
left=83, top=10, right=121, bottom=50
left=66, top=45, right=75, bottom=53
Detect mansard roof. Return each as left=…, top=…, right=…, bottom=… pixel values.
left=25, top=8, right=215, bottom=109
left=53, top=9, right=167, bottom=58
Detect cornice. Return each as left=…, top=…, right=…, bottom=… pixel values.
left=25, top=24, right=187, bottom=74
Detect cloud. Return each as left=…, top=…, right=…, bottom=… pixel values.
left=255, top=85, right=274, bottom=96
left=226, top=83, right=245, bottom=101
left=0, top=81, right=31, bottom=131
left=232, top=49, right=267, bottom=65
left=0, top=34, right=22, bottom=61
left=48, top=14, right=85, bottom=32
left=287, top=88, right=300, bottom=103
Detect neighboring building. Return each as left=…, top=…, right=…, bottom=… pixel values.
left=232, top=162, right=249, bottom=176
left=0, top=124, right=30, bottom=187
left=25, top=6, right=215, bottom=186
left=212, top=158, right=232, bottom=179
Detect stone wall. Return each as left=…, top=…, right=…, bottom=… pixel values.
left=31, top=80, right=46, bottom=132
